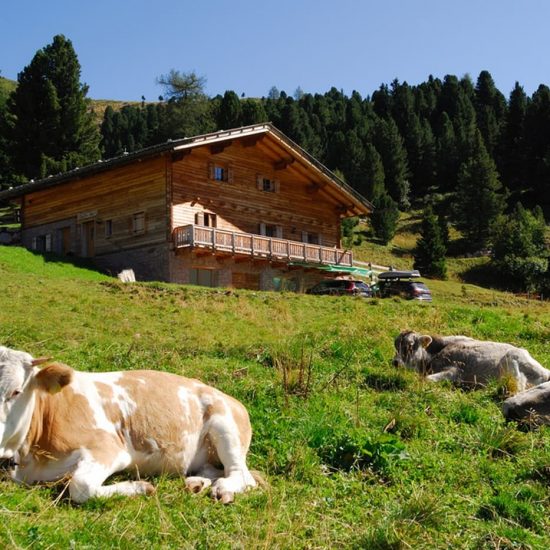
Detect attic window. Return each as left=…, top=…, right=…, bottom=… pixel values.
left=209, top=162, right=233, bottom=183
left=257, top=175, right=279, bottom=193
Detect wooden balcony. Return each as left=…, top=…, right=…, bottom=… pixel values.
left=173, top=224, right=353, bottom=267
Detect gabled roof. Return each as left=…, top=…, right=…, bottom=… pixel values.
left=0, top=123, right=373, bottom=216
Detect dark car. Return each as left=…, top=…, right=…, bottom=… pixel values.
left=307, top=279, right=372, bottom=297
left=376, top=270, right=432, bottom=301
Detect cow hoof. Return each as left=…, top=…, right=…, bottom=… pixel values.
left=219, top=491, right=234, bottom=505
left=142, top=482, right=156, bottom=496
left=185, top=477, right=212, bottom=494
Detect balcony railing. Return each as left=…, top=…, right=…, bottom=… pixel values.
left=173, top=224, right=353, bottom=266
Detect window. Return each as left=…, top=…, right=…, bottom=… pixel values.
left=195, top=212, right=217, bottom=227
left=105, top=220, right=113, bottom=238
left=257, top=175, right=279, bottom=193
left=259, top=223, right=283, bottom=238
left=133, top=212, right=145, bottom=234
left=209, top=162, right=232, bottom=183
left=214, top=166, right=226, bottom=181
left=190, top=268, right=218, bottom=288
left=302, top=231, right=320, bottom=245
left=32, top=234, right=51, bottom=252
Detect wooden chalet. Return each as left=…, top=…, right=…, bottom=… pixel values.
left=0, top=124, right=373, bottom=291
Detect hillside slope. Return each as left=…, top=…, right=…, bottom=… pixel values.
left=0, top=246, right=549, bottom=548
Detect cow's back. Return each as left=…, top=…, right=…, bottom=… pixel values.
left=430, top=341, right=516, bottom=381
left=24, top=369, right=251, bottom=479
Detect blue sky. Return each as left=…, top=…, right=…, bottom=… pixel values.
left=2, top=0, right=549, bottom=101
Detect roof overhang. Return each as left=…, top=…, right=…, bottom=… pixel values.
left=0, top=123, right=373, bottom=216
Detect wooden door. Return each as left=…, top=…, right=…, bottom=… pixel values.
left=61, top=227, right=71, bottom=255
left=81, top=221, right=95, bottom=257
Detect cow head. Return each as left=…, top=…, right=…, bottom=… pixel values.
left=0, top=346, right=72, bottom=458
left=392, top=331, right=433, bottom=372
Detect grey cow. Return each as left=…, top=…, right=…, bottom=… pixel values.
left=502, top=381, right=550, bottom=425
left=392, top=331, right=550, bottom=392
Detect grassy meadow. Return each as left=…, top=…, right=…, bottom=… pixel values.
left=0, top=245, right=549, bottom=549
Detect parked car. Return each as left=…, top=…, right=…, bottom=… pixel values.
left=376, top=270, right=432, bottom=301
left=307, top=279, right=372, bottom=297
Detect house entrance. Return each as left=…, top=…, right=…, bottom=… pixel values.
left=81, top=221, right=95, bottom=257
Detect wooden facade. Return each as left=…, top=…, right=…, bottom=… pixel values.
left=0, top=124, right=373, bottom=291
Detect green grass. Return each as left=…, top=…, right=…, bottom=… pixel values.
left=0, top=245, right=549, bottom=548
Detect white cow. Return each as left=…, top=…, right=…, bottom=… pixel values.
left=0, top=346, right=258, bottom=503
left=392, top=331, right=550, bottom=392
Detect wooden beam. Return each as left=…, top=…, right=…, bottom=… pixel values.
left=241, top=135, right=263, bottom=148
left=210, top=140, right=232, bottom=154
left=306, top=182, right=326, bottom=194
left=274, top=157, right=295, bottom=170
left=171, top=150, right=191, bottom=162
left=335, top=204, right=353, bottom=214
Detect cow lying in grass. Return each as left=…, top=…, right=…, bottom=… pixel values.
left=392, top=331, right=550, bottom=392
left=0, top=346, right=258, bottom=503
left=502, top=381, right=550, bottom=426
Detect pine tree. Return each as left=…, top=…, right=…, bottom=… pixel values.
left=491, top=203, right=548, bottom=291
left=474, top=70, right=506, bottom=156
left=240, top=99, right=268, bottom=125
left=373, top=117, right=410, bottom=209
left=361, top=143, right=385, bottom=201
left=414, top=206, right=447, bottom=278
left=217, top=90, right=242, bottom=129
left=4, top=35, right=100, bottom=180
left=524, top=84, right=550, bottom=216
left=498, top=82, right=527, bottom=197
left=370, top=190, right=399, bottom=244
left=454, top=130, right=506, bottom=249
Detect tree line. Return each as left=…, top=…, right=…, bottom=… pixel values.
left=0, top=35, right=549, bottom=292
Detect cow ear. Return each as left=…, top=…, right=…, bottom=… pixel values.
left=34, top=362, right=73, bottom=394
left=419, top=335, right=432, bottom=348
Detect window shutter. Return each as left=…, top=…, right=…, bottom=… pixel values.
left=317, top=233, right=323, bottom=246
left=257, top=175, right=263, bottom=190
left=227, top=164, right=234, bottom=183
left=301, top=231, right=308, bottom=243
left=274, top=179, right=280, bottom=193
left=259, top=223, right=266, bottom=236
left=208, top=162, right=214, bottom=179
left=276, top=225, right=283, bottom=239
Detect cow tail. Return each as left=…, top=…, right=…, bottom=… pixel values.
left=251, top=470, right=269, bottom=489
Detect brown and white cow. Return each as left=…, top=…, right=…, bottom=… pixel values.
left=0, top=346, right=258, bottom=503
left=392, top=331, right=550, bottom=391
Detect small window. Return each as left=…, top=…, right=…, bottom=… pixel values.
left=105, top=220, right=113, bottom=238
left=133, top=212, right=145, bottom=234
left=44, top=234, right=52, bottom=252
left=260, top=223, right=283, bottom=238
left=190, top=268, right=217, bottom=287
left=302, top=231, right=320, bottom=245
left=263, top=178, right=276, bottom=192
left=194, top=212, right=217, bottom=227
left=209, top=162, right=232, bottom=182
left=257, top=175, right=279, bottom=193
